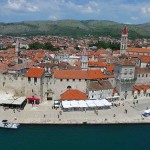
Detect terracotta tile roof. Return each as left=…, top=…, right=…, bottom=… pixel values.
left=115, top=59, right=135, bottom=66
left=61, top=89, right=88, bottom=100
left=53, top=70, right=88, bottom=79
left=136, top=68, right=150, bottom=73
left=113, top=50, right=120, bottom=54
left=140, top=56, right=150, bottom=63
left=53, top=69, right=114, bottom=80
left=88, top=70, right=106, bottom=79
left=127, top=47, right=150, bottom=53
left=127, top=54, right=142, bottom=58
left=94, top=49, right=106, bottom=55
left=106, top=64, right=114, bottom=72
left=25, top=68, right=45, bottom=78
left=88, top=61, right=106, bottom=67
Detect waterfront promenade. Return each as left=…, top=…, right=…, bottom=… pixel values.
left=0, top=98, right=150, bottom=124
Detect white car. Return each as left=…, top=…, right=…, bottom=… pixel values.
left=54, top=100, right=60, bottom=108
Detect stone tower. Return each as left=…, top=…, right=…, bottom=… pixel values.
left=120, top=25, right=128, bottom=55
left=15, top=38, right=20, bottom=55
left=15, top=38, right=20, bottom=64
left=80, top=47, right=88, bottom=70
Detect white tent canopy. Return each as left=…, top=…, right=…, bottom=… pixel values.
left=86, top=100, right=97, bottom=107
left=70, top=100, right=79, bottom=108
left=62, top=99, right=112, bottom=109
left=93, top=100, right=105, bottom=107
left=78, top=100, right=88, bottom=108
left=62, top=101, right=72, bottom=109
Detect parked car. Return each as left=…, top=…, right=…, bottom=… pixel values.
left=54, top=100, right=60, bottom=108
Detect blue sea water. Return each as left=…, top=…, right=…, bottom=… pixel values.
left=0, top=124, right=150, bottom=150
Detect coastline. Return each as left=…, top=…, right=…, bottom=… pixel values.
left=1, top=97, right=150, bottom=125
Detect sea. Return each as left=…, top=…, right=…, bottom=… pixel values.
left=0, top=124, right=150, bottom=150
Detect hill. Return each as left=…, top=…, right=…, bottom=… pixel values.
left=0, top=20, right=150, bottom=39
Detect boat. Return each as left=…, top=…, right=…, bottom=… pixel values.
left=0, top=120, right=20, bottom=129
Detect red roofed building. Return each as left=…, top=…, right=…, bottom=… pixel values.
left=61, top=89, right=88, bottom=100
left=25, top=68, right=45, bottom=78
left=25, top=68, right=45, bottom=103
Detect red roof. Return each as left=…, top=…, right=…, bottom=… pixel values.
left=61, top=89, right=88, bottom=100
left=106, top=64, right=114, bottom=72
left=140, top=56, right=150, bottom=63
left=25, top=68, right=45, bottom=78
left=53, top=69, right=114, bottom=80
left=122, top=25, right=127, bottom=35
left=88, top=61, right=106, bottom=67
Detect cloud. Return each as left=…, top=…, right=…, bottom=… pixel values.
left=7, top=0, right=39, bottom=12
left=131, top=16, right=139, bottom=20
left=141, top=7, right=150, bottom=15
left=66, top=1, right=101, bottom=14
left=48, top=15, right=58, bottom=20
left=1, top=0, right=150, bottom=23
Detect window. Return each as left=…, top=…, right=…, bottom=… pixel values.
left=138, top=74, right=140, bottom=77
left=142, top=74, right=144, bottom=77
left=73, top=79, right=75, bottom=81
left=34, top=77, right=37, bottom=83
left=28, top=77, right=31, bottom=82
left=67, top=86, right=72, bottom=89
left=79, top=79, right=81, bottom=82
left=67, top=79, right=69, bottom=81
left=60, top=79, right=63, bottom=82
left=146, top=74, right=148, bottom=77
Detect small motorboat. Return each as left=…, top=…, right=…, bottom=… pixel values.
left=0, top=120, right=20, bottom=129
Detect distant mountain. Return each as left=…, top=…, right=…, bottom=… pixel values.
left=0, top=20, right=150, bottom=39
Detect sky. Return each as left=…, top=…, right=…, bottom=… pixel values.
left=0, top=0, right=150, bottom=24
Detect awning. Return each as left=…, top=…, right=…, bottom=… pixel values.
left=86, top=100, right=97, bottom=107
left=12, top=96, right=26, bottom=105
left=27, top=97, right=40, bottom=101
left=62, top=101, right=72, bottom=109
left=93, top=100, right=105, bottom=107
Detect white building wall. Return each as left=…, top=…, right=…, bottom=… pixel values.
left=50, top=78, right=87, bottom=100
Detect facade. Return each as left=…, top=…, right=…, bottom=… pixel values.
left=114, top=59, right=136, bottom=99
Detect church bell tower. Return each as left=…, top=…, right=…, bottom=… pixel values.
left=120, top=25, right=128, bottom=55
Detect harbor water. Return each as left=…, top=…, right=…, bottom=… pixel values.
left=0, top=124, right=150, bottom=150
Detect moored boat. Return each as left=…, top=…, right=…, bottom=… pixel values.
left=0, top=120, right=20, bottom=129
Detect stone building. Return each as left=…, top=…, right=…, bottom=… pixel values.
left=114, top=59, right=136, bottom=99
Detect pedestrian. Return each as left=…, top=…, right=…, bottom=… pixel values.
left=58, top=114, right=59, bottom=118
left=113, top=114, right=116, bottom=117
left=60, top=111, right=62, bottom=115
left=44, top=114, right=46, bottom=118
left=136, top=100, right=138, bottom=104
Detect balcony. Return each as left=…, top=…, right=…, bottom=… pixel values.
left=121, top=78, right=137, bottom=84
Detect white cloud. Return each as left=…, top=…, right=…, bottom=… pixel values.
left=1, top=0, right=150, bottom=23
left=48, top=15, right=58, bottom=20
left=141, top=7, right=150, bottom=15
left=131, top=16, right=139, bottom=20
left=7, top=0, right=39, bottom=12
left=66, top=1, right=101, bottom=14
